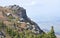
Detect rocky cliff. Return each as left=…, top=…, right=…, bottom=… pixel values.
left=0, top=5, right=44, bottom=37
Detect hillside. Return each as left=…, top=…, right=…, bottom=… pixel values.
left=0, top=5, right=57, bottom=38
left=0, top=5, right=44, bottom=38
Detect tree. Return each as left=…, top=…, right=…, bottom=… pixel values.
left=13, top=23, right=16, bottom=29
left=0, top=21, right=5, bottom=29
left=20, top=32, right=24, bottom=38
left=14, top=33, right=20, bottom=38
left=48, top=26, right=56, bottom=38
left=1, top=21, right=5, bottom=29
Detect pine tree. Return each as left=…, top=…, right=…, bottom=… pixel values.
left=48, top=26, right=56, bottom=38
left=13, top=23, right=16, bottom=29
left=1, top=21, right=5, bottom=28
left=0, top=21, right=5, bottom=29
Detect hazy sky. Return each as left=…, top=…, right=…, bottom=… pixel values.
left=0, top=0, right=60, bottom=22
left=0, top=0, right=60, bottom=33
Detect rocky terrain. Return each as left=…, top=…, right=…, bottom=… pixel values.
left=0, top=5, right=44, bottom=38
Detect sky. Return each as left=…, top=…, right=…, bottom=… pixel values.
left=0, top=0, right=60, bottom=33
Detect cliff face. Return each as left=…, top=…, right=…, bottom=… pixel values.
left=0, top=5, right=43, bottom=34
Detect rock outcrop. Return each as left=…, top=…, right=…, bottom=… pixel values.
left=0, top=5, right=44, bottom=34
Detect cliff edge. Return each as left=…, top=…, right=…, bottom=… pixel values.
left=0, top=5, right=44, bottom=35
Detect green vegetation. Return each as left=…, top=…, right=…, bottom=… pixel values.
left=6, top=26, right=56, bottom=38
left=8, top=15, right=14, bottom=19
left=0, top=21, right=56, bottom=38
left=48, top=26, right=56, bottom=38
left=0, top=21, right=6, bottom=29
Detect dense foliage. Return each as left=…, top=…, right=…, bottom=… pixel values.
left=6, top=26, right=56, bottom=38
left=0, top=21, right=56, bottom=38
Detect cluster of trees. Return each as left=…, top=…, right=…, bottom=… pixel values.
left=0, top=21, right=56, bottom=38
left=0, top=9, right=57, bottom=38
left=38, top=26, right=56, bottom=38
left=6, top=26, right=56, bottom=38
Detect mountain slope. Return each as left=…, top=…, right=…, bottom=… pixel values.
left=0, top=5, right=44, bottom=38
